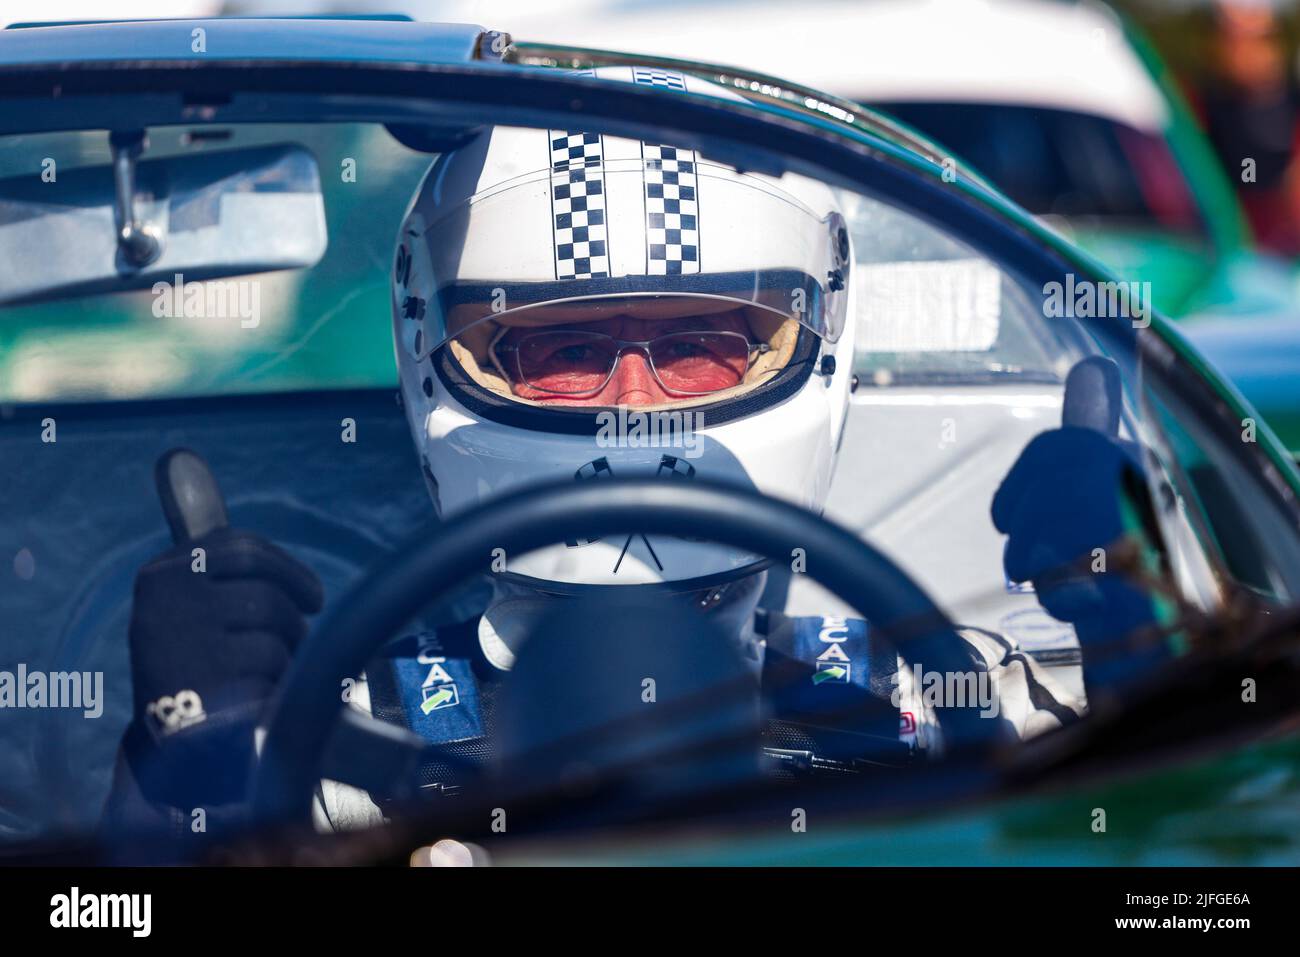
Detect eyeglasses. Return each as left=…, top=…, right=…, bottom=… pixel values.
left=495, top=329, right=772, bottom=397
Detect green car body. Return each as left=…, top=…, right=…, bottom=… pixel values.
left=503, top=735, right=1300, bottom=866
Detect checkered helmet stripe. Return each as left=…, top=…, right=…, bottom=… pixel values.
left=630, top=68, right=702, bottom=276
left=641, top=142, right=701, bottom=276
left=548, top=130, right=611, bottom=280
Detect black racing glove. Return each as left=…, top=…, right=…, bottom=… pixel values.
left=122, top=453, right=323, bottom=811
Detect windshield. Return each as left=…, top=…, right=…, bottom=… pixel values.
left=2, top=100, right=1298, bottom=862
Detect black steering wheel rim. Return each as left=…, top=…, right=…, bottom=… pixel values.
left=251, top=478, right=980, bottom=822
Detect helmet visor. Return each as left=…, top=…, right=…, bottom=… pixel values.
left=396, top=153, right=852, bottom=361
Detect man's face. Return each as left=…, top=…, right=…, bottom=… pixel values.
left=495, top=311, right=751, bottom=407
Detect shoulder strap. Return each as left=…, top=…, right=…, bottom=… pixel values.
left=761, top=613, right=911, bottom=761
left=368, top=621, right=490, bottom=747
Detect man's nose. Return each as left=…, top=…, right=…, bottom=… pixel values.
left=606, top=348, right=669, bottom=405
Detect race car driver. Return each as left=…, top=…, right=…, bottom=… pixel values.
left=104, top=68, right=1158, bottom=835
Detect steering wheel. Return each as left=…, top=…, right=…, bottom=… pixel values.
left=241, top=476, right=992, bottom=823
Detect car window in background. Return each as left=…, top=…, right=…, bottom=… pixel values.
left=870, top=101, right=1208, bottom=241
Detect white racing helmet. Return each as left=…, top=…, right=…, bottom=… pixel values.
left=392, top=66, right=857, bottom=608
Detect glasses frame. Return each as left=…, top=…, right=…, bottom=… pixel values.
left=494, top=328, right=772, bottom=397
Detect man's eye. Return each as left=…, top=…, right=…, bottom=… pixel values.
left=554, top=345, right=593, bottom=362
left=666, top=341, right=706, bottom=358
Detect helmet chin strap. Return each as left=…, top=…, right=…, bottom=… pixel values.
left=476, top=572, right=769, bottom=674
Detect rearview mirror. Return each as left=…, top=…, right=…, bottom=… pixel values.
left=0, top=142, right=327, bottom=306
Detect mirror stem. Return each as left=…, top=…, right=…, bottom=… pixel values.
left=109, top=129, right=161, bottom=268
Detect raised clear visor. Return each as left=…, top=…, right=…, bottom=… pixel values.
left=395, top=140, right=853, bottom=359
